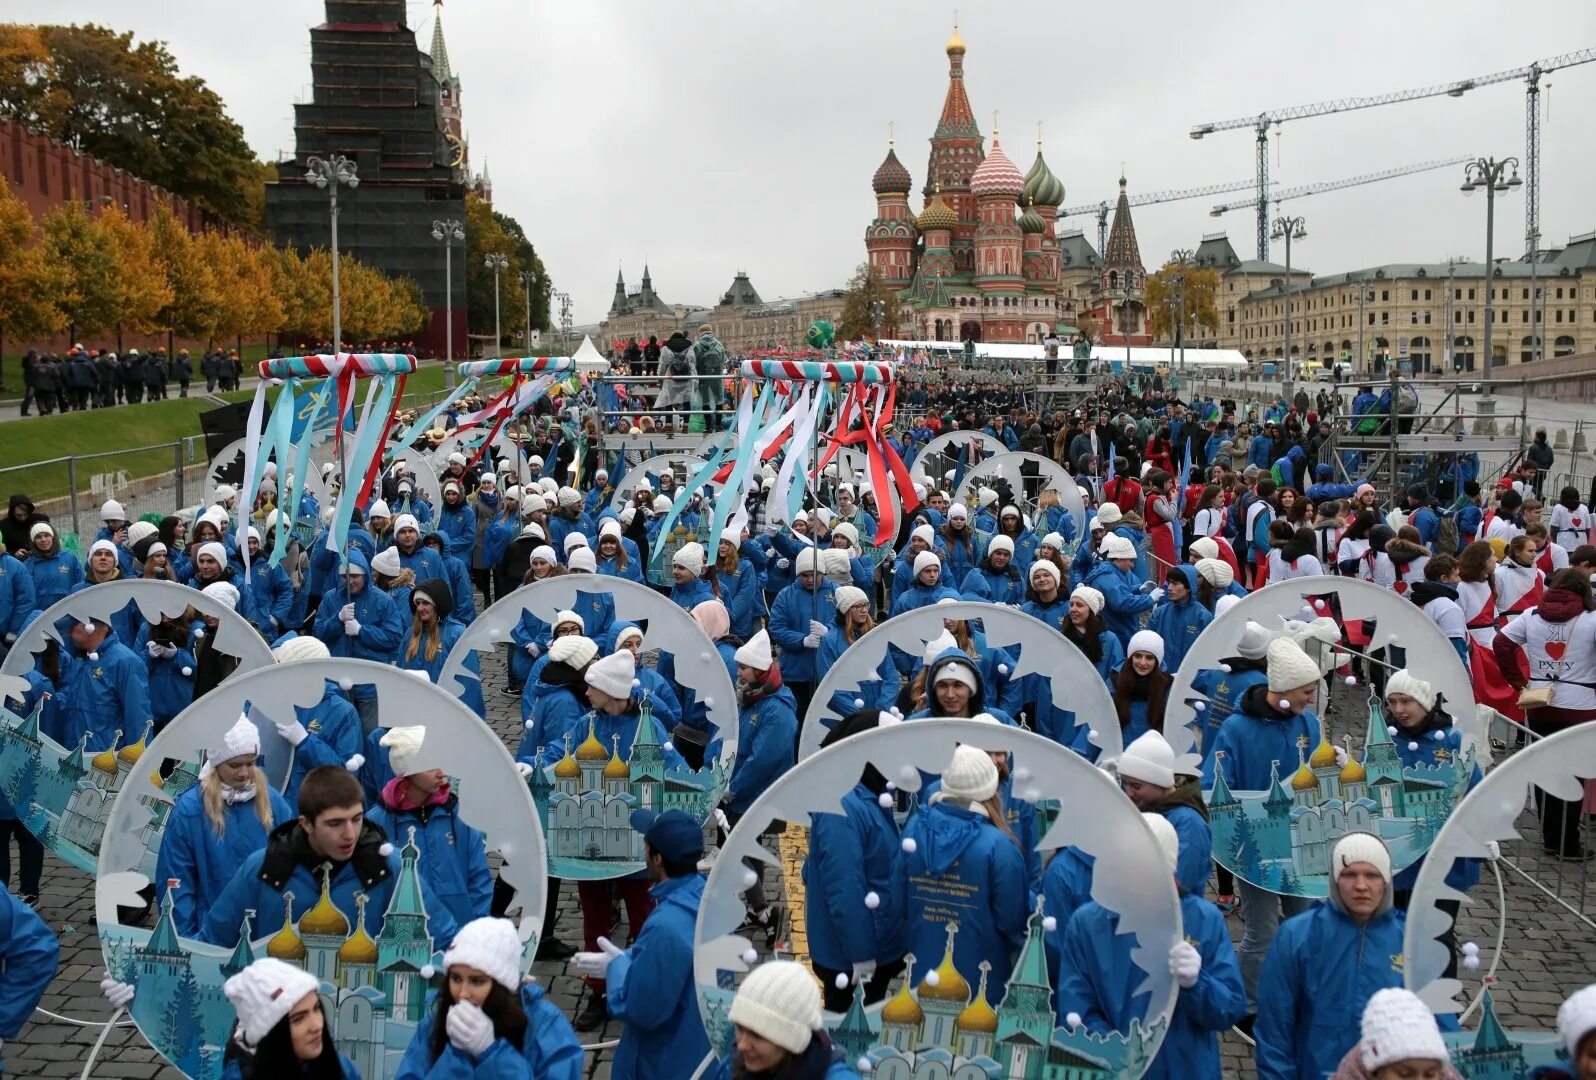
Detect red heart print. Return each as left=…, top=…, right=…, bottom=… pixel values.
left=1574, top=517, right=1584, bottom=529
left=1545, top=640, right=1567, bottom=661
left=1393, top=581, right=1408, bottom=595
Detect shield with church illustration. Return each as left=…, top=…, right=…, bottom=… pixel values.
left=908, top=430, right=1007, bottom=492
left=436, top=575, right=738, bottom=880
left=692, top=719, right=1181, bottom=1080
left=0, top=579, right=278, bottom=874
left=951, top=451, right=1087, bottom=546
left=94, top=658, right=547, bottom=1080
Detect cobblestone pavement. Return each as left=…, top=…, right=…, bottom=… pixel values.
left=6, top=626, right=1595, bottom=1079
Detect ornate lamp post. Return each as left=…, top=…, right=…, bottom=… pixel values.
left=431, top=218, right=464, bottom=385
left=484, top=252, right=509, bottom=358
left=1460, top=157, right=1522, bottom=373
left=1270, top=214, right=1306, bottom=400
left=305, top=155, right=359, bottom=357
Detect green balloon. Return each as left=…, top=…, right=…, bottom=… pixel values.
left=805, top=320, right=835, bottom=350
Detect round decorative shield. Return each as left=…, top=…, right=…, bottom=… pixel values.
left=0, top=580, right=279, bottom=873
left=798, top=602, right=1122, bottom=764
left=436, top=576, right=737, bottom=880
left=909, top=431, right=1008, bottom=490
left=379, top=445, right=443, bottom=522
left=609, top=453, right=712, bottom=512
left=93, top=658, right=547, bottom=1080
left=695, top=719, right=1180, bottom=1080
left=951, top=451, right=1087, bottom=542
left=204, top=437, right=331, bottom=516
left=1403, top=724, right=1596, bottom=1070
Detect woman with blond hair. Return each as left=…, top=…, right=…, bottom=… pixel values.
left=154, top=716, right=291, bottom=937
left=398, top=579, right=484, bottom=717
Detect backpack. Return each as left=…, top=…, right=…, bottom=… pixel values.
left=667, top=351, right=691, bottom=377
left=1435, top=512, right=1460, bottom=557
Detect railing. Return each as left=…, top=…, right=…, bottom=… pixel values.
left=0, top=440, right=203, bottom=547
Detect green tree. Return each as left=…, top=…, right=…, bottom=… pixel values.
left=1147, top=261, right=1220, bottom=344
left=837, top=263, right=901, bottom=342
left=38, top=201, right=118, bottom=339
left=464, top=193, right=524, bottom=345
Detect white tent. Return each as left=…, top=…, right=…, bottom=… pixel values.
left=572, top=335, right=612, bottom=373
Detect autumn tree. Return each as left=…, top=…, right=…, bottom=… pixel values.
left=494, top=208, right=551, bottom=334
left=464, top=193, right=525, bottom=346
left=199, top=231, right=283, bottom=348
left=94, top=206, right=174, bottom=349
left=38, top=201, right=119, bottom=340
left=149, top=209, right=219, bottom=353
left=0, top=178, right=65, bottom=375
left=1074, top=312, right=1100, bottom=343
left=837, top=263, right=902, bottom=342
left=1146, top=261, right=1220, bottom=344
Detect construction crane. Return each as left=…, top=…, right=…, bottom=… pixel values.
left=1189, top=48, right=1596, bottom=261
left=1059, top=178, right=1265, bottom=257
left=1206, top=156, right=1473, bottom=219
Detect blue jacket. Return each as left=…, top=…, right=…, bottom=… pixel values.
left=244, top=559, right=294, bottom=637
left=727, top=684, right=797, bottom=815
left=597, top=545, right=646, bottom=585
left=1255, top=903, right=1412, bottom=1080
left=714, top=560, right=764, bottom=641
left=804, top=783, right=904, bottom=971
left=281, top=681, right=365, bottom=808
left=1201, top=687, right=1321, bottom=793
left=960, top=563, right=1025, bottom=606
left=891, top=800, right=1030, bottom=997
left=0, top=553, right=36, bottom=642
left=26, top=547, right=82, bottom=610
left=1083, top=561, right=1156, bottom=649
left=1409, top=504, right=1441, bottom=550
left=394, top=983, right=583, bottom=1080
left=1020, top=596, right=1069, bottom=634
left=818, top=626, right=896, bottom=717
left=1041, top=848, right=1094, bottom=982
left=547, top=511, right=595, bottom=561
left=656, top=640, right=738, bottom=737
left=398, top=616, right=485, bottom=718
left=395, top=545, right=448, bottom=592
left=69, top=576, right=142, bottom=648
left=57, top=631, right=151, bottom=753
left=1148, top=565, right=1213, bottom=673
left=767, top=579, right=837, bottom=683
left=668, top=576, right=714, bottom=613
left=0, top=885, right=59, bottom=1068
left=605, top=873, right=711, bottom=1080
left=438, top=502, right=478, bottom=563
left=423, top=533, right=477, bottom=624
left=517, top=675, right=592, bottom=767
left=482, top=513, right=521, bottom=570
left=1163, top=802, right=1213, bottom=899
left=155, top=782, right=294, bottom=937
left=1248, top=434, right=1274, bottom=470
left=1191, top=659, right=1268, bottom=772
left=889, top=578, right=961, bottom=620
left=313, top=549, right=406, bottom=686
left=921, top=775, right=1041, bottom=891
left=938, top=529, right=987, bottom=583
left=890, top=547, right=947, bottom=599
left=198, top=821, right=460, bottom=951
left=367, top=791, right=493, bottom=931
left=1054, top=894, right=1245, bottom=1080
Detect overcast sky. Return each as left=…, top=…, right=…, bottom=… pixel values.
left=9, top=0, right=1595, bottom=323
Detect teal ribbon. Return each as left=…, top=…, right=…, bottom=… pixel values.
left=327, top=377, right=397, bottom=563
left=277, top=378, right=335, bottom=567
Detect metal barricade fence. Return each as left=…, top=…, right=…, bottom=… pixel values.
left=0, top=440, right=200, bottom=549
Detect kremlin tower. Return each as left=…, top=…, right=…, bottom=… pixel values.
left=1094, top=177, right=1152, bottom=347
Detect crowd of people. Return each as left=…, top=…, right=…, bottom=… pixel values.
left=0, top=362, right=1593, bottom=1080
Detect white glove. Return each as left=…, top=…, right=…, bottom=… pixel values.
left=808, top=620, right=828, bottom=638
left=445, top=999, right=496, bottom=1058
left=274, top=717, right=309, bottom=747
left=1148, top=587, right=1165, bottom=603
left=776, top=558, right=790, bottom=570
left=100, top=974, right=135, bottom=1010
left=1333, top=745, right=1349, bottom=767
left=851, top=960, right=877, bottom=984
left=514, top=762, right=535, bottom=780
left=525, top=642, right=541, bottom=658
left=344, top=619, right=361, bottom=637
left=1170, top=940, right=1202, bottom=989
left=3, top=632, right=14, bottom=643
left=573, top=936, right=624, bottom=978
left=145, top=640, right=164, bottom=658
left=338, top=603, right=356, bottom=623
left=802, top=634, right=821, bottom=649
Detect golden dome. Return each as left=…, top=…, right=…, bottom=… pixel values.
left=955, top=964, right=998, bottom=1033
left=148, top=770, right=165, bottom=791
left=339, top=899, right=378, bottom=966
left=946, top=24, right=965, bottom=55
left=881, top=981, right=923, bottom=1026
left=1290, top=760, right=1317, bottom=791
left=91, top=747, right=119, bottom=774
left=1340, top=740, right=1367, bottom=784
left=267, top=896, right=307, bottom=961
left=575, top=719, right=609, bottom=761
left=299, top=869, right=351, bottom=937
left=603, top=738, right=630, bottom=780
left=917, top=928, right=970, bottom=1002
left=553, top=752, right=582, bottom=780
left=118, top=733, right=148, bottom=766
left=916, top=191, right=960, bottom=233
left=1308, top=732, right=1338, bottom=770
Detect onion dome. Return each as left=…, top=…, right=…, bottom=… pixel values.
left=946, top=24, right=965, bottom=56
left=267, top=895, right=307, bottom=961
left=917, top=925, right=971, bottom=1001
left=1018, top=199, right=1046, bottom=235
left=603, top=736, right=630, bottom=780
left=1309, top=731, right=1338, bottom=769
left=956, top=963, right=999, bottom=1033
left=1340, top=755, right=1367, bottom=785
left=1023, top=148, right=1065, bottom=208
left=575, top=718, right=609, bottom=761
left=1290, top=759, right=1317, bottom=791
left=970, top=136, right=1024, bottom=199
left=916, top=190, right=960, bottom=232
left=881, top=956, right=924, bottom=1025
left=338, top=897, right=378, bottom=966
left=872, top=145, right=912, bottom=195
left=92, top=746, right=119, bottom=775
left=299, top=867, right=351, bottom=937
left=553, top=753, right=581, bottom=781
left=118, top=730, right=149, bottom=767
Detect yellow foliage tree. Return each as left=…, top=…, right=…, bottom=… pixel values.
left=149, top=208, right=219, bottom=349
left=0, top=176, right=65, bottom=359
left=38, top=201, right=119, bottom=339
left=94, top=206, right=173, bottom=345
left=1146, top=261, right=1221, bottom=344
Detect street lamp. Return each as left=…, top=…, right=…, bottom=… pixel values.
left=1169, top=247, right=1195, bottom=372
left=519, top=270, right=537, bottom=353
left=1270, top=214, right=1306, bottom=399
left=305, top=155, right=359, bottom=359
left=431, top=218, right=464, bottom=386
left=1460, top=156, right=1521, bottom=372
left=484, top=252, right=509, bottom=358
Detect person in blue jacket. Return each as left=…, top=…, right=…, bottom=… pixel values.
left=365, top=726, right=493, bottom=931
left=198, top=765, right=459, bottom=950
left=890, top=550, right=962, bottom=618
left=241, top=528, right=294, bottom=638
left=1114, top=730, right=1212, bottom=898
left=312, top=548, right=405, bottom=733
left=212, top=958, right=361, bottom=1080
left=1020, top=559, right=1069, bottom=631
left=668, top=542, right=714, bottom=611
left=767, top=547, right=836, bottom=721
left=1255, top=833, right=1423, bottom=1080
left=561, top=548, right=615, bottom=643
left=960, top=534, right=1025, bottom=605
left=546, top=487, right=595, bottom=557
left=24, top=521, right=80, bottom=611
left=395, top=916, right=582, bottom=1080
left=397, top=579, right=485, bottom=718
left=655, top=600, right=740, bottom=745
left=1, top=881, right=58, bottom=1075
left=595, top=518, right=645, bottom=583
left=573, top=810, right=710, bottom=1080
left=805, top=711, right=905, bottom=1011
left=939, top=504, right=988, bottom=583
left=437, top=479, right=478, bottom=563
left=983, top=414, right=1021, bottom=451
left=918, top=713, right=1042, bottom=890
left=724, top=630, right=797, bottom=818
left=1148, top=563, right=1212, bottom=674
left=0, top=546, right=34, bottom=660
left=892, top=745, right=1030, bottom=997
left=1202, top=636, right=1323, bottom=1012
left=390, top=514, right=447, bottom=591
left=817, top=587, right=896, bottom=718
left=1083, top=534, right=1157, bottom=649
left=1052, top=813, right=1245, bottom=1080
left=56, top=616, right=151, bottom=754
left=421, top=530, right=476, bottom=626
left=155, top=716, right=293, bottom=937
left=710, top=530, right=764, bottom=641
left=1189, top=617, right=1271, bottom=774
left=706, top=960, right=861, bottom=1080
left=908, top=638, right=1019, bottom=727
left=268, top=635, right=365, bottom=807
left=611, top=624, right=681, bottom=726
left=1304, top=462, right=1362, bottom=504
left=891, top=522, right=945, bottom=599
left=1061, top=584, right=1126, bottom=684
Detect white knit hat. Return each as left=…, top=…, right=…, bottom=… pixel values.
left=553, top=609, right=585, bottom=632
left=1127, top=630, right=1165, bottom=666
left=89, top=539, right=117, bottom=558
left=368, top=499, right=391, bottom=519
left=202, top=581, right=240, bottom=611
left=223, top=958, right=320, bottom=1049
left=932, top=659, right=978, bottom=695
left=1000, top=505, right=1020, bottom=521
left=600, top=519, right=623, bottom=540
left=720, top=525, right=743, bottom=549
left=1195, top=558, right=1233, bottom=589
left=443, top=917, right=525, bottom=993
left=651, top=495, right=671, bottom=513
left=447, top=452, right=467, bottom=467
left=557, top=486, right=581, bottom=507
left=988, top=534, right=1014, bottom=556
left=1236, top=620, right=1272, bottom=660
left=1385, top=669, right=1436, bottom=712
left=568, top=548, right=596, bottom=573
left=380, top=725, right=428, bottom=778
left=1189, top=536, right=1220, bottom=561
left=208, top=716, right=260, bottom=768
left=197, top=541, right=228, bottom=568
left=563, top=532, right=590, bottom=554
left=549, top=635, right=598, bottom=669
left=1359, top=988, right=1450, bottom=1071
left=1099, top=534, right=1136, bottom=560
left=673, top=542, right=706, bottom=575
left=1142, top=812, right=1179, bottom=874
left=734, top=629, right=774, bottom=670
left=1096, top=502, right=1123, bottom=526
left=1267, top=637, right=1321, bottom=692
left=727, top=960, right=821, bottom=1055
left=834, top=586, right=869, bottom=614
left=1119, top=731, right=1176, bottom=789
left=614, top=625, right=645, bottom=648
left=585, top=650, right=636, bottom=699
left=913, top=550, right=941, bottom=579
left=371, top=547, right=402, bottom=577
left=911, top=524, right=935, bottom=547
left=1332, top=831, right=1392, bottom=885
left=1071, top=584, right=1105, bottom=614
left=128, top=520, right=159, bottom=546
left=940, top=745, right=999, bottom=802
left=948, top=503, right=969, bottom=521
left=530, top=545, right=557, bottom=566
left=1558, top=984, right=1596, bottom=1058
left=503, top=486, right=523, bottom=504
left=922, top=630, right=959, bottom=668
left=101, top=499, right=127, bottom=522
left=1029, top=561, right=1059, bottom=585
left=794, top=546, right=825, bottom=575
left=393, top=514, right=419, bottom=536
left=1041, top=531, right=1065, bottom=551
left=274, top=635, right=329, bottom=663
left=977, top=487, right=998, bottom=508
left=29, top=522, right=52, bottom=540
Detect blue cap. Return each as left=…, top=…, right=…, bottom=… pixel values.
left=630, top=809, right=704, bottom=862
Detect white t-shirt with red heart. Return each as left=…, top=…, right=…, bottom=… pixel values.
left=1500, top=607, right=1596, bottom=711
left=1549, top=503, right=1591, bottom=551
